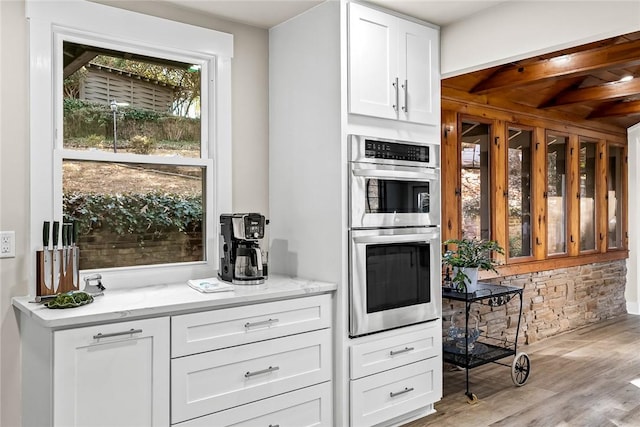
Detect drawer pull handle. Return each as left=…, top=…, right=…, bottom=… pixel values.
left=244, top=318, right=279, bottom=328
left=245, top=366, right=280, bottom=378
left=390, top=387, right=414, bottom=398
left=93, top=329, right=143, bottom=340
left=389, top=346, right=414, bottom=356
left=269, top=425, right=280, bottom=427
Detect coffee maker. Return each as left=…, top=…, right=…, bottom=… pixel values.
left=219, top=213, right=268, bottom=285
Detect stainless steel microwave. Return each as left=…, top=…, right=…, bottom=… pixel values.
left=349, top=135, right=440, bottom=229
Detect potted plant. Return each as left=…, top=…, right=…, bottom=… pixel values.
left=442, top=238, right=504, bottom=291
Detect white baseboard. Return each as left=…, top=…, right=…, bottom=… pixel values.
left=626, top=301, right=640, bottom=315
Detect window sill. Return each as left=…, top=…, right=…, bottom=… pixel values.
left=479, top=250, right=629, bottom=279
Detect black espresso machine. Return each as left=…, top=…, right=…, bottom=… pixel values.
left=219, top=213, right=268, bottom=285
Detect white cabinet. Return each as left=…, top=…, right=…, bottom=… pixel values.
left=18, top=291, right=332, bottom=427
left=174, top=382, right=332, bottom=427
left=52, top=317, right=170, bottom=427
left=270, top=2, right=442, bottom=426
left=350, top=358, right=440, bottom=427
left=171, top=294, right=331, bottom=357
left=172, top=329, right=332, bottom=423
left=348, top=2, right=439, bottom=125
left=348, top=321, right=442, bottom=427
left=350, top=324, right=441, bottom=380
left=171, top=295, right=333, bottom=425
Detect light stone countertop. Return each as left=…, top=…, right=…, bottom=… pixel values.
left=12, top=274, right=336, bottom=329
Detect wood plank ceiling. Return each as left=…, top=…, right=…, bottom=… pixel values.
left=442, top=31, right=640, bottom=131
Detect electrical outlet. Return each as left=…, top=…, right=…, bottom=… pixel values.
left=0, top=231, right=15, bottom=258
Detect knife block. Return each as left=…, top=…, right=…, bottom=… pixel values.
left=36, top=248, right=80, bottom=296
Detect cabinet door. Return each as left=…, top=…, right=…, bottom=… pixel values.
left=53, top=317, right=170, bottom=427
left=398, top=19, right=439, bottom=125
left=348, top=2, right=398, bottom=120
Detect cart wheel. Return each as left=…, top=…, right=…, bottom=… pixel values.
left=466, top=393, right=479, bottom=405
left=511, top=352, right=530, bottom=386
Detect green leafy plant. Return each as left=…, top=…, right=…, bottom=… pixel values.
left=443, top=238, right=504, bottom=291
left=63, top=192, right=203, bottom=238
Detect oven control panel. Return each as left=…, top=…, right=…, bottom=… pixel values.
left=364, top=139, right=429, bottom=163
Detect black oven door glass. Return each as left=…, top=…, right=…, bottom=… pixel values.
left=366, top=179, right=429, bottom=214
left=365, top=242, right=431, bottom=313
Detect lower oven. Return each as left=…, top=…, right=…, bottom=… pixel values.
left=349, top=226, right=441, bottom=337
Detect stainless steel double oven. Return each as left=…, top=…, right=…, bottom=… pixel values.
left=349, top=135, right=441, bottom=337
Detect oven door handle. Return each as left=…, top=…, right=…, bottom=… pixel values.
left=353, top=232, right=438, bottom=244
left=351, top=167, right=438, bottom=181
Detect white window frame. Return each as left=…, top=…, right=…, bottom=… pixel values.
left=27, top=0, right=233, bottom=291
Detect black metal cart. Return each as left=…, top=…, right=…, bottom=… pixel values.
left=442, top=282, right=530, bottom=403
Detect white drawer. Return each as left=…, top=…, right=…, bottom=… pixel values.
left=350, top=322, right=441, bottom=379
left=350, top=358, right=442, bottom=427
left=171, top=328, right=332, bottom=424
left=171, top=294, right=331, bottom=357
left=173, top=382, right=332, bottom=426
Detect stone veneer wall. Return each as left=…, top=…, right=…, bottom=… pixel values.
left=442, top=260, right=628, bottom=346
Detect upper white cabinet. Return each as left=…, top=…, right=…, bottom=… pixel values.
left=348, top=2, right=439, bottom=125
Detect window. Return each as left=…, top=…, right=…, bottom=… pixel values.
left=608, top=145, right=624, bottom=249
left=442, top=108, right=628, bottom=275
left=579, top=138, right=598, bottom=252
left=460, top=119, right=491, bottom=240
left=547, top=133, right=568, bottom=256
left=62, top=42, right=207, bottom=270
left=27, top=0, right=232, bottom=289
left=507, top=126, right=533, bottom=259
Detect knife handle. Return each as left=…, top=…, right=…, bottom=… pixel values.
left=72, top=221, right=78, bottom=246
left=66, top=223, right=73, bottom=247
left=52, top=221, right=59, bottom=248
left=43, top=221, right=50, bottom=249
left=62, top=224, right=68, bottom=247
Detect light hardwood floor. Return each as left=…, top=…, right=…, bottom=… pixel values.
left=404, top=314, right=640, bottom=427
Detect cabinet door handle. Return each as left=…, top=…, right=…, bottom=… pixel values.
left=245, top=365, right=280, bottom=378
left=269, top=425, right=280, bottom=427
left=390, top=387, right=414, bottom=398
left=244, top=318, right=279, bottom=328
left=392, top=77, right=399, bottom=112
left=389, top=346, right=414, bottom=356
left=93, top=328, right=143, bottom=340
left=402, top=79, right=408, bottom=113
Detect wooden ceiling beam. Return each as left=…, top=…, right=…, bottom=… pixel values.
left=471, top=38, right=640, bottom=94
left=542, top=78, right=640, bottom=108
left=63, top=51, right=98, bottom=79
left=588, top=100, right=640, bottom=119
left=442, top=86, right=628, bottom=136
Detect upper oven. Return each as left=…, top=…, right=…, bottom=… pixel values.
left=349, top=135, right=440, bottom=229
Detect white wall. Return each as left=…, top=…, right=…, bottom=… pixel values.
left=627, top=123, right=640, bottom=314
left=0, top=2, right=29, bottom=426
left=441, top=0, right=640, bottom=77
left=0, top=1, right=269, bottom=425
